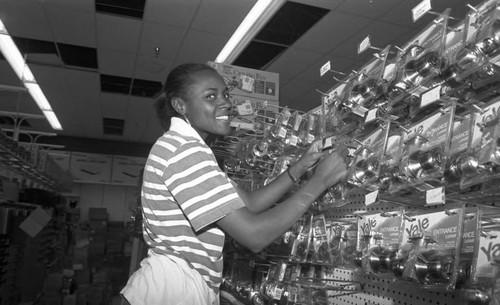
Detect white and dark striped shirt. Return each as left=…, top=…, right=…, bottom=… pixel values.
left=141, top=117, right=245, bottom=293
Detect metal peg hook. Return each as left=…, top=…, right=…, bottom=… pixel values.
left=466, top=3, right=478, bottom=13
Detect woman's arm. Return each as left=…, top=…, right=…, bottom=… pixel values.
left=217, top=151, right=347, bottom=253
left=237, top=141, right=326, bottom=213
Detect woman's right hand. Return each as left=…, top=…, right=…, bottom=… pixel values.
left=310, top=150, right=348, bottom=189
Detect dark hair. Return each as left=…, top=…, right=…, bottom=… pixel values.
left=155, top=63, right=218, bottom=131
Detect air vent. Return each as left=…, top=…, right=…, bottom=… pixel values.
left=233, top=41, right=287, bottom=70
left=234, top=1, right=329, bottom=69
left=12, top=37, right=58, bottom=55
left=96, top=0, right=146, bottom=19
left=131, top=78, right=162, bottom=97
left=57, top=43, right=98, bottom=69
left=100, top=74, right=132, bottom=95
left=103, top=117, right=124, bottom=135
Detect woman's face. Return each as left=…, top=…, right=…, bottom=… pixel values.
left=182, top=69, right=233, bottom=140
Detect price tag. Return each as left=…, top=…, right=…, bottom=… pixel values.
left=240, top=75, right=255, bottom=92
left=323, top=136, right=333, bottom=149
left=426, top=186, right=445, bottom=205
left=358, top=35, right=371, bottom=54
left=353, top=105, right=369, bottom=117
left=320, top=60, right=331, bottom=77
left=365, top=108, right=378, bottom=123
left=289, top=135, right=298, bottom=146
left=278, top=127, right=287, bottom=138
left=412, top=0, right=432, bottom=22
left=236, top=100, right=254, bottom=115
left=365, top=190, right=379, bottom=206
left=420, top=85, right=441, bottom=108
left=273, top=287, right=283, bottom=300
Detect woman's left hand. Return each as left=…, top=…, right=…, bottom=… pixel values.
left=288, top=140, right=327, bottom=179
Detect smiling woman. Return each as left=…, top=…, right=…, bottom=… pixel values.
left=120, top=62, right=347, bottom=305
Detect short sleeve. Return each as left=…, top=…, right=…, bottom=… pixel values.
left=164, top=140, right=245, bottom=231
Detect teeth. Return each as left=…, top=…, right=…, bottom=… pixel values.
left=216, top=115, right=229, bottom=120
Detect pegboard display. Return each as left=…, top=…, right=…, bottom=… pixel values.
left=325, top=267, right=459, bottom=305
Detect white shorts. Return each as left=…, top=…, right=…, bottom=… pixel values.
left=121, top=250, right=219, bottom=305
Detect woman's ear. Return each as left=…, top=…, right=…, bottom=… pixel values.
left=171, top=97, right=186, bottom=116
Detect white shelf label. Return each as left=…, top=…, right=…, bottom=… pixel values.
left=365, top=190, right=379, bottom=206
left=426, top=186, right=445, bottom=205
left=240, top=75, right=255, bottom=92
left=358, top=35, right=371, bottom=54
left=420, top=85, right=441, bottom=108
left=320, top=60, right=331, bottom=77
left=412, top=0, right=432, bottom=22
left=365, top=108, right=378, bottom=123
left=236, top=100, right=254, bottom=115
left=353, top=105, right=369, bottom=117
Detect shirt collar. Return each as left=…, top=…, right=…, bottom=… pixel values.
left=170, top=117, right=205, bottom=142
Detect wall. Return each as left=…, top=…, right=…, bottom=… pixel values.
left=68, top=183, right=139, bottom=222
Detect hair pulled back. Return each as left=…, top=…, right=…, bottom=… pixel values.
left=155, top=63, right=218, bottom=131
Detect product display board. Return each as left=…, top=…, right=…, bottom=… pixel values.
left=219, top=1, right=500, bottom=304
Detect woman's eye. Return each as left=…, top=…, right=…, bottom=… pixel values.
left=223, top=93, right=230, bottom=99
left=206, top=94, right=216, bottom=100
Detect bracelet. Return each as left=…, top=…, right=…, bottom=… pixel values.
left=287, top=166, right=301, bottom=184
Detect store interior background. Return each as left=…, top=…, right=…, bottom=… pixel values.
left=0, top=0, right=484, bottom=223
left=0, top=1, right=491, bottom=304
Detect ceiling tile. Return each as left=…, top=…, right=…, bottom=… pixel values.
left=295, top=54, right=356, bottom=86
left=134, top=55, right=173, bottom=82
left=46, top=6, right=96, bottom=47
left=0, top=61, right=22, bottom=86
left=175, top=30, right=228, bottom=64
left=98, top=49, right=136, bottom=76
left=95, top=14, right=142, bottom=53
left=192, top=0, right=256, bottom=36
left=293, top=11, right=371, bottom=53
left=43, top=0, right=95, bottom=12
left=293, top=0, right=344, bottom=10
left=279, top=79, right=315, bottom=107
left=0, top=0, right=52, bottom=40
left=286, top=88, right=323, bottom=112
left=267, top=48, right=324, bottom=84
left=336, top=0, right=406, bottom=19
left=124, top=96, right=158, bottom=142
left=101, top=93, right=129, bottom=118
left=331, top=20, right=411, bottom=61
left=138, top=22, right=187, bottom=59
left=144, top=0, right=201, bottom=27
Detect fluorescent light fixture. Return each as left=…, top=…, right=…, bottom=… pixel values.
left=24, top=83, right=52, bottom=111
left=42, top=111, right=63, bottom=131
left=0, top=18, right=63, bottom=130
left=215, top=0, right=284, bottom=64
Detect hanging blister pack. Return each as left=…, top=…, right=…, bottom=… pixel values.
left=386, top=9, right=451, bottom=113
left=399, top=104, right=456, bottom=193
left=382, top=129, right=408, bottom=195
left=466, top=227, right=500, bottom=305
left=339, top=219, right=359, bottom=269
left=455, top=208, right=481, bottom=289
left=444, top=114, right=474, bottom=189
left=461, top=97, right=500, bottom=189
left=347, top=123, right=390, bottom=193
left=289, top=214, right=313, bottom=263
left=358, top=210, right=405, bottom=277
left=311, top=214, right=333, bottom=265
left=400, top=208, right=464, bottom=291
left=327, top=221, right=346, bottom=267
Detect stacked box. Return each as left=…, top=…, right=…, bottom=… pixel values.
left=106, top=222, right=124, bottom=255
left=42, top=273, right=63, bottom=305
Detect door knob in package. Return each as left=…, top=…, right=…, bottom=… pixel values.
left=413, top=250, right=455, bottom=284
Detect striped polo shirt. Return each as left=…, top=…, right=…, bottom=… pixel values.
left=141, top=117, right=245, bottom=293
